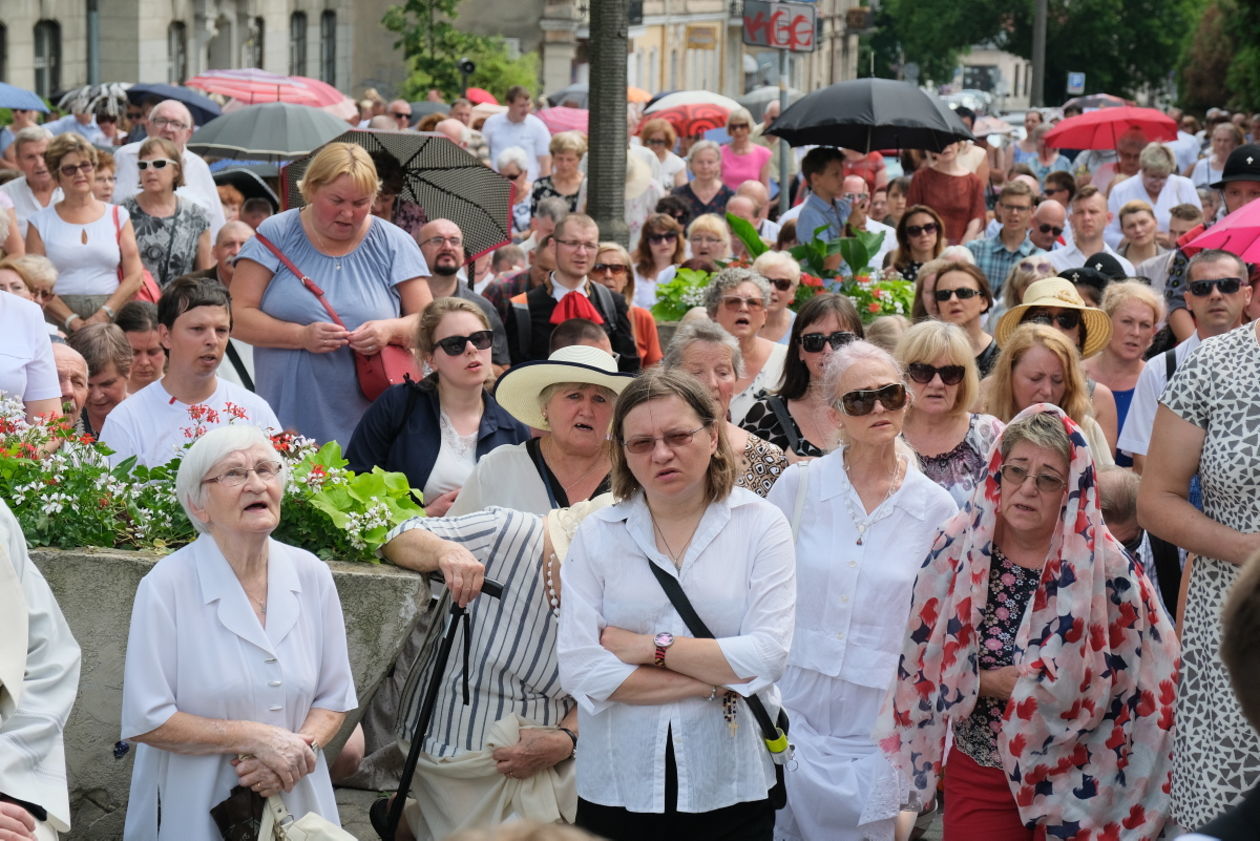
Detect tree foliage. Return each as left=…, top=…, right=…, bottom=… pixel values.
left=1179, top=0, right=1236, bottom=111
left=382, top=0, right=538, bottom=100
left=1224, top=0, right=1260, bottom=111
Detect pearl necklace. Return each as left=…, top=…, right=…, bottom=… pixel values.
left=841, top=453, right=905, bottom=545
left=543, top=552, right=561, bottom=619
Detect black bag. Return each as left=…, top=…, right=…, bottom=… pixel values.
left=645, top=560, right=792, bottom=809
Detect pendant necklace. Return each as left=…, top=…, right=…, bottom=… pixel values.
left=81, top=228, right=88, bottom=244
left=842, top=453, right=904, bottom=545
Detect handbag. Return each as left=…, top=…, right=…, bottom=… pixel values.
left=645, top=560, right=792, bottom=809
left=258, top=794, right=357, bottom=841
left=112, top=205, right=161, bottom=303
left=254, top=232, right=419, bottom=402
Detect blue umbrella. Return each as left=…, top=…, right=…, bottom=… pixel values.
left=0, top=82, right=49, bottom=112
left=126, top=83, right=221, bottom=127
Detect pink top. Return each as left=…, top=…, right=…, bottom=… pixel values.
left=720, top=143, right=772, bottom=190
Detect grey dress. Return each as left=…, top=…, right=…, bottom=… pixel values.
left=121, top=196, right=209, bottom=286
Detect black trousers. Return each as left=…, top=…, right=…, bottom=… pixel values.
left=575, top=734, right=774, bottom=841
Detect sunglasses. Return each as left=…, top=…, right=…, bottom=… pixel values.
left=1187, top=277, right=1243, bottom=296
left=907, top=362, right=966, bottom=385
left=905, top=222, right=939, bottom=237
left=1018, top=259, right=1055, bottom=274
left=137, top=158, right=177, bottom=171
left=1037, top=223, right=1064, bottom=236
left=434, top=330, right=494, bottom=356
left=721, top=295, right=765, bottom=311
left=765, top=277, right=795, bottom=292
left=646, top=138, right=669, bottom=147
left=1023, top=309, right=1082, bottom=330
left=838, top=382, right=907, bottom=416
left=999, top=463, right=1066, bottom=494
left=934, top=287, right=981, bottom=302
left=799, top=330, right=855, bottom=353
left=392, top=111, right=412, bottom=119
left=593, top=263, right=629, bottom=275
left=729, top=123, right=751, bottom=130
left=59, top=161, right=95, bottom=176
left=501, top=169, right=524, bottom=180
left=647, top=232, right=678, bottom=243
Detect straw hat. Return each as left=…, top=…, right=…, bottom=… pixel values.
left=545, top=492, right=617, bottom=562
left=995, top=277, right=1113, bottom=358
left=492, top=345, right=633, bottom=430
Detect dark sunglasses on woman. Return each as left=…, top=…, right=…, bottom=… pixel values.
left=907, top=362, right=966, bottom=386
left=934, top=287, right=980, bottom=302
left=838, top=382, right=907, bottom=416
left=647, top=232, right=678, bottom=244
left=435, top=330, right=494, bottom=356
left=1022, top=309, right=1081, bottom=330
left=593, top=263, right=629, bottom=275
left=905, top=222, right=939, bottom=237
left=799, top=330, right=856, bottom=353
left=765, top=277, right=794, bottom=292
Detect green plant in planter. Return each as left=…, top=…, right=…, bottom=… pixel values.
left=650, top=266, right=715, bottom=322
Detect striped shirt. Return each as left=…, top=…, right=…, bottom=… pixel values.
left=388, top=507, right=571, bottom=758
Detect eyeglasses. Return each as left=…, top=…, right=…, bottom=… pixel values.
left=137, top=158, right=178, bottom=171
left=149, top=117, right=189, bottom=131
left=622, top=422, right=711, bottom=454
left=1043, top=186, right=1068, bottom=195
left=1018, top=259, right=1055, bottom=274
left=392, top=111, right=412, bottom=119
left=934, top=287, right=981, bottom=302
left=907, top=362, right=966, bottom=385
left=593, top=263, right=629, bottom=275
left=1037, top=223, right=1064, bottom=236
left=501, top=169, right=524, bottom=180
left=999, top=463, right=1066, bottom=494
left=837, top=382, right=907, bottom=416
left=842, top=192, right=869, bottom=203
left=203, top=460, right=283, bottom=487
left=646, top=138, right=669, bottom=147
left=1023, top=309, right=1082, bottom=330
left=555, top=238, right=598, bottom=252
left=765, top=276, right=795, bottom=292
left=59, top=161, right=95, bottom=176
left=799, top=330, right=855, bottom=352
left=905, top=222, right=939, bottom=237
left=721, top=295, right=765, bottom=312
left=126, top=111, right=143, bottom=121
left=421, top=235, right=464, bottom=249
left=1187, top=277, right=1243, bottom=296
left=434, top=330, right=495, bottom=356
left=647, top=232, right=678, bottom=244
left=1000, top=202, right=1033, bottom=213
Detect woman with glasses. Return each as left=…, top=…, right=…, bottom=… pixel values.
left=25, top=133, right=144, bottom=331
left=1116, top=200, right=1165, bottom=265
left=766, top=340, right=956, bottom=841
left=495, top=146, right=534, bottom=239
left=741, top=294, right=864, bottom=459
left=530, top=131, right=587, bottom=218
left=896, top=321, right=1005, bottom=504
left=753, top=251, right=801, bottom=345
left=632, top=213, right=685, bottom=309
left=929, top=261, right=999, bottom=376
left=121, top=425, right=358, bottom=841
left=719, top=108, right=772, bottom=192
left=705, top=267, right=784, bottom=425
left=879, top=406, right=1176, bottom=841
left=559, top=368, right=795, bottom=841
left=120, top=136, right=212, bottom=286
left=346, top=298, right=529, bottom=517
left=670, top=140, right=733, bottom=227
left=639, top=118, right=688, bottom=190
left=687, top=213, right=731, bottom=263
left=1104, top=143, right=1201, bottom=250
left=885, top=204, right=945, bottom=283
left=593, top=242, right=663, bottom=367
left=1083, top=282, right=1164, bottom=467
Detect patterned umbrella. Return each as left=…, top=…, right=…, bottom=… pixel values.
left=187, top=102, right=351, bottom=161
left=185, top=68, right=344, bottom=108
left=57, top=83, right=130, bottom=116
left=645, top=90, right=742, bottom=113
left=536, top=106, right=588, bottom=135
left=637, top=103, right=733, bottom=138
left=281, top=130, right=513, bottom=259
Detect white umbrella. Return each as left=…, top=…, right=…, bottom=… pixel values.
left=645, top=90, right=742, bottom=114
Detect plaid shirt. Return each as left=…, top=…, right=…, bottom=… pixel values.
left=966, top=232, right=1043, bottom=297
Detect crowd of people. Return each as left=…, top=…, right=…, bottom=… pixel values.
left=3, top=86, right=1260, bottom=841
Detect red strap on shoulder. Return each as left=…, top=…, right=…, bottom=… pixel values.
left=254, top=232, right=346, bottom=328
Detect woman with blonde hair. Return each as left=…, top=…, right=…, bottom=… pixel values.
left=752, top=251, right=801, bottom=345
left=1105, top=142, right=1200, bottom=248
left=719, top=107, right=771, bottom=191
left=530, top=131, right=586, bottom=217
left=985, top=254, right=1056, bottom=330
left=231, top=141, right=432, bottom=445
left=686, top=213, right=731, bottom=262
left=1117, top=199, right=1164, bottom=264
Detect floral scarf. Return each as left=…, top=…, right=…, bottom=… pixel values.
left=876, top=404, right=1179, bottom=839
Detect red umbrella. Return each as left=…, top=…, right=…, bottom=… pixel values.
left=1043, top=106, right=1177, bottom=150
left=1183, top=198, right=1260, bottom=261
left=185, top=68, right=344, bottom=108
left=535, top=106, right=588, bottom=135
left=637, top=103, right=732, bottom=138
left=465, top=87, right=499, bottom=106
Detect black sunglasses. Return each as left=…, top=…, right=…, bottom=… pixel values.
left=434, top=330, right=494, bottom=356
left=800, top=330, right=856, bottom=353
left=766, top=277, right=794, bottom=292
left=647, top=232, right=678, bottom=244
left=905, top=222, right=939, bottom=237
left=1187, top=277, right=1243, bottom=296
left=392, top=111, right=412, bottom=119
left=907, top=362, right=966, bottom=385
left=1037, top=223, right=1064, bottom=236
left=593, top=263, right=629, bottom=275
left=1023, top=309, right=1082, bottom=330
left=934, top=287, right=981, bottom=302
left=838, top=382, right=907, bottom=416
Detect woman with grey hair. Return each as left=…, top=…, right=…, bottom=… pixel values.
left=1105, top=141, right=1201, bottom=249
left=662, top=321, right=788, bottom=496
left=120, top=425, right=357, bottom=841
left=495, top=146, right=533, bottom=238
left=704, top=266, right=786, bottom=426
left=670, top=139, right=733, bottom=226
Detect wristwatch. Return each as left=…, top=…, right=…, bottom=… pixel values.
left=653, top=632, right=674, bottom=667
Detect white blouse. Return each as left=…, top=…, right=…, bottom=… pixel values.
left=121, top=535, right=357, bottom=841
left=729, top=341, right=788, bottom=427
left=28, top=203, right=125, bottom=296
left=558, top=488, right=795, bottom=814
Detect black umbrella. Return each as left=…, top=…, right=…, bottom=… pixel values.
left=188, top=102, right=350, bottom=162
left=546, top=83, right=589, bottom=109
left=127, top=83, right=222, bottom=127
left=281, top=129, right=513, bottom=259
left=768, top=78, right=974, bottom=151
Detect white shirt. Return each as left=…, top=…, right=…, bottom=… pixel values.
left=1166, top=131, right=1202, bottom=175
left=633, top=265, right=675, bottom=310
left=758, top=217, right=782, bottom=241
left=101, top=378, right=281, bottom=467
left=1047, top=239, right=1134, bottom=276
left=1104, top=172, right=1201, bottom=249
left=1116, top=333, right=1202, bottom=458
left=0, top=177, right=63, bottom=237
left=730, top=342, right=787, bottom=426
left=0, top=292, right=60, bottom=404
left=779, top=201, right=805, bottom=224
left=112, top=143, right=227, bottom=240
left=29, top=203, right=126, bottom=296
left=863, top=218, right=896, bottom=271
left=121, top=535, right=357, bottom=841
left=549, top=275, right=590, bottom=303
left=558, top=489, right=795, bottom=813
left=480, top=112, right=552, bottom=182
left=216, top=338, right=256, bottom=391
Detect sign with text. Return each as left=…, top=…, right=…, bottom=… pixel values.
left=742, top=0, right=818, bottom=53
left=1067, top=72, right=1086, bottom=95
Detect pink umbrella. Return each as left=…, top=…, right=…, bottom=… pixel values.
left=1183, top=198, right=1260, bottom=261
left=1042, top=106, right=1177, bottom=151
left=185, top=68, right=345, bottom=108
left=465, top=87, right=499, bottom=106
left=535, top=106, right=588, bottom=135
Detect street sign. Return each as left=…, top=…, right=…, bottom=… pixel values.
left=742, top=0, right=818, bottom=53
left=1067, top=72, right=1086, bottom=95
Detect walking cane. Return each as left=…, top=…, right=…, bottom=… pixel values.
left=385, top=576, right=505, bottom=840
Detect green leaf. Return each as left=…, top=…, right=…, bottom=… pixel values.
left=724, top=212, right=768, bottom=259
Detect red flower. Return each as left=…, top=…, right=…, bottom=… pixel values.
left=800, top=273, right=823, bottom=288
left=866, top=301, right=881, bottom=313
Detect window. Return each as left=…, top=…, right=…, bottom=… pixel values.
left=247, top=16, right=264, bottom=69
left=167, top=22, right=188, bottom=84
left=319, top=11, right=336, bottom=84
left=33, top=20, right=61, bottom=98
left=289, top=12, right=307, bottom=76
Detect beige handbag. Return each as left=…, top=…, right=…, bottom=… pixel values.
left=258, top=795, right=357, bottom=841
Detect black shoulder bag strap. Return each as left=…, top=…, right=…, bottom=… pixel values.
left=764, top=394, right=801, bottom=455
left=225, top=342, right=254, bottom=392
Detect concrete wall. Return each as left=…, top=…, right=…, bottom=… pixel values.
left=31, top=547, right=427, bottom=840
